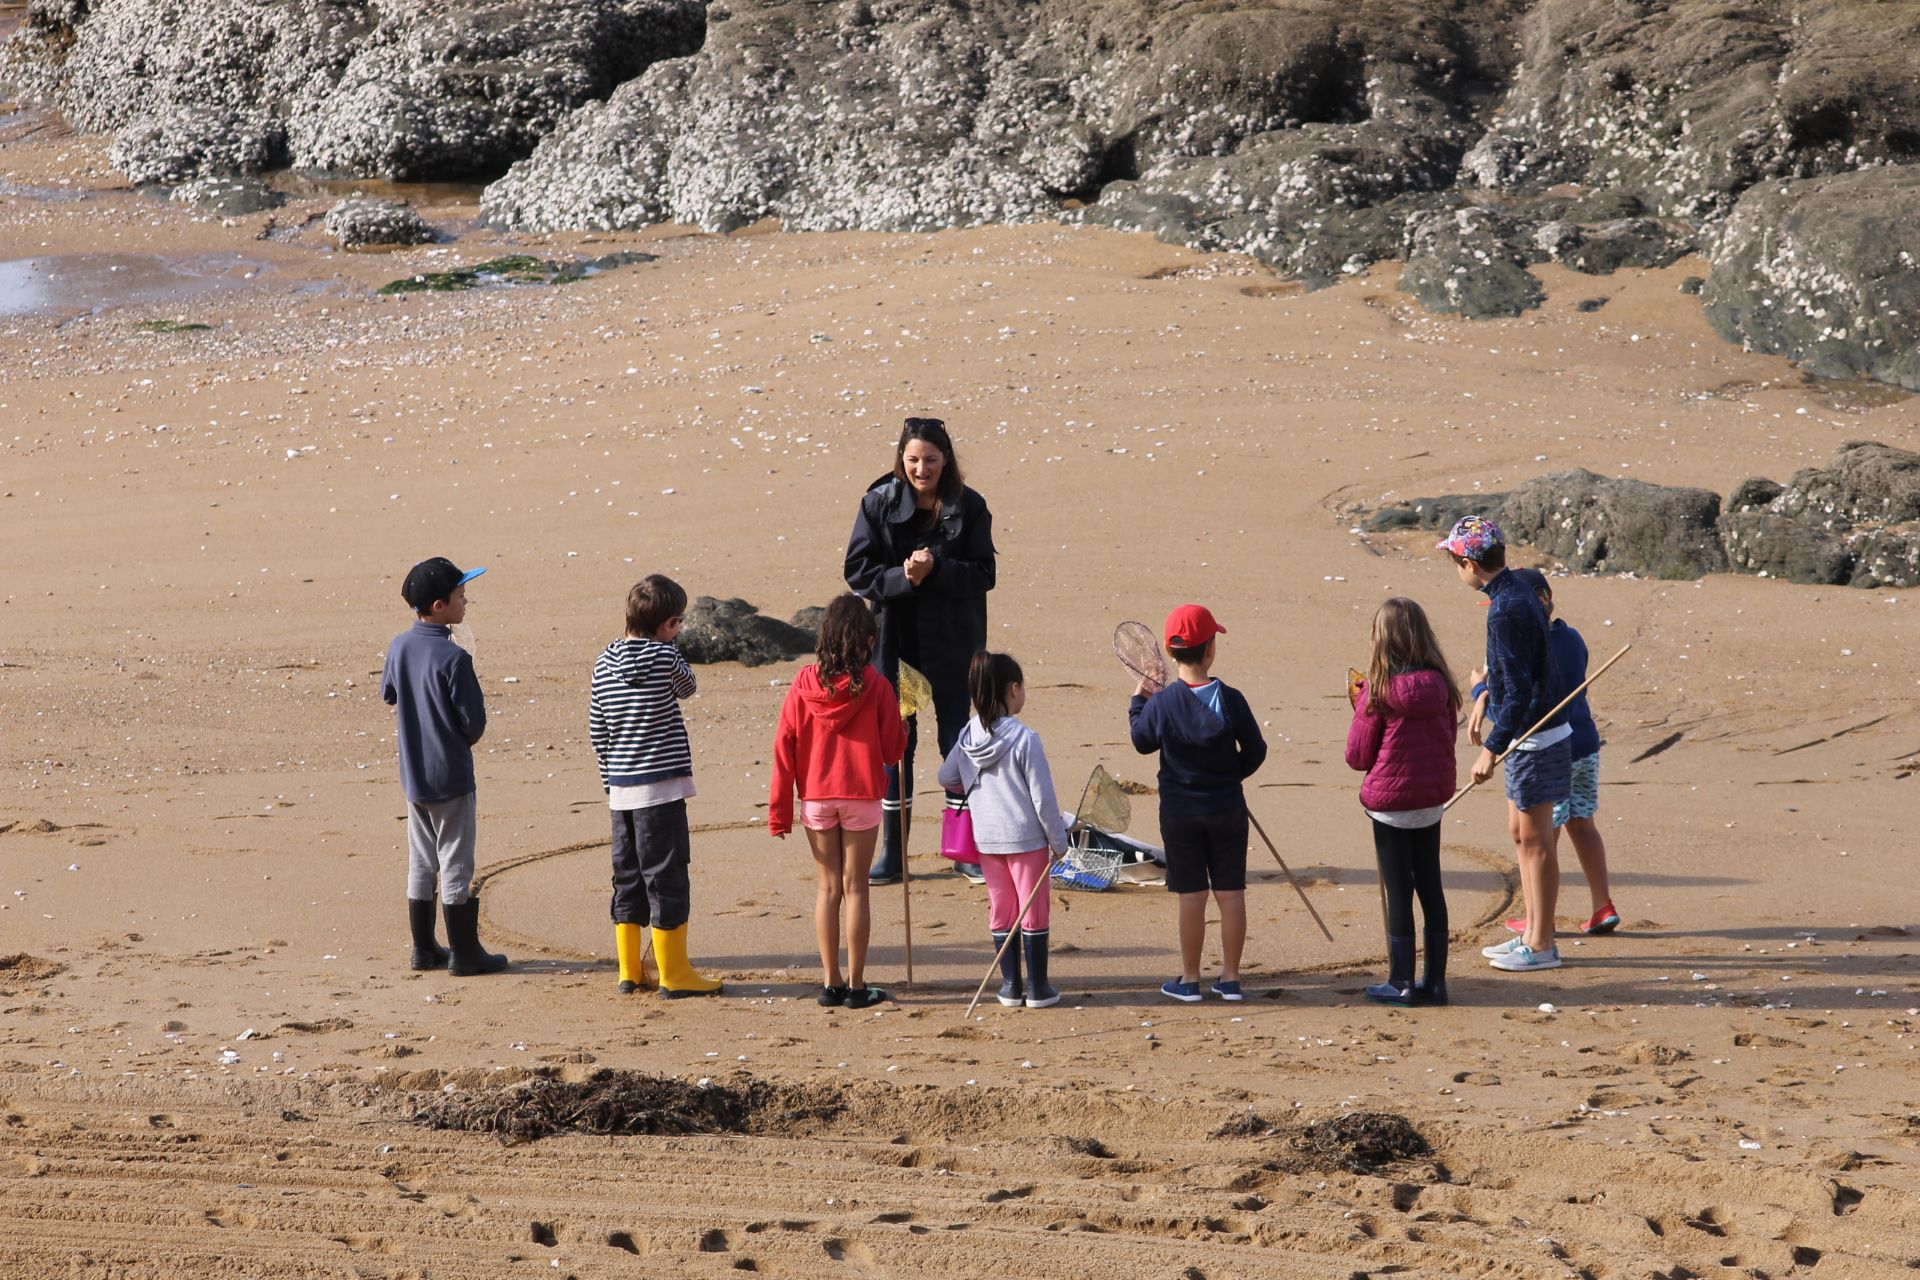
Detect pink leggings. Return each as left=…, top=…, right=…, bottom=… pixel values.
left=981, top=850, right=1051, bottom=933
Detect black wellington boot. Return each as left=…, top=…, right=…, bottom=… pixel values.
left=1365, top=935, right=1417, bottom=1005
left=993, top=930, right=1024, bottom=1007
left=408, top=898, right=449, bottom=971
left=444, top=897, right=508, bottom=976
left=1416, top=929, right=1449, bottom=1006
left=1022, top=930, right=1060, bottom=1009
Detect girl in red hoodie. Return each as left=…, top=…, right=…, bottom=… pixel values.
left=1346, top=597, right=1462, bottom=1006
left=770, top=595, right=908, bottom=1009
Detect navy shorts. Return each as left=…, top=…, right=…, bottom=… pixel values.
left=1161, top=807, right=1249, bottom=894
left=1505, top=737, right=1572, bottom=811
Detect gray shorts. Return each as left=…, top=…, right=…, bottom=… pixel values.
left=407, top=791, right=476, bottom=903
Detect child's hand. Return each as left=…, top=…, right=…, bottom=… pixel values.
left=1467, top=695, right=1488, bottom=746
left=1470, top=747, right=1496, bottom=785
left=1133, top=678, right=1152, bottom=698
left=1468, top=666, right=1486, bottom=687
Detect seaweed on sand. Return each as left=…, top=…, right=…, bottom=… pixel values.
left=411, top=1069, right=845, bottom=1146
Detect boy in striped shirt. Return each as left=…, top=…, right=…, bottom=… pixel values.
left=589, top=574, right=722, bottom=998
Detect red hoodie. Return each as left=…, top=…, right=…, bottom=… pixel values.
left=768, top=664, right=908, bottom=837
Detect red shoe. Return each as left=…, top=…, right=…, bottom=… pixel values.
left=1505, top=916, right=1528, bottom=934
left=1582, top=903, right=1621, bottom=935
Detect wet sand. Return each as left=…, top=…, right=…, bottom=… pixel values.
left=4, top=113, right=1920, bottom=1277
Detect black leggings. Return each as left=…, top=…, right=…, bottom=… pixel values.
left=1370, top=818, right=1447, bottom=938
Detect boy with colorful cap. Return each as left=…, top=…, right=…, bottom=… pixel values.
left=1128, top=604, right=1269, bottom=1002
left=381, top=557, right=507, bottom=976
left=1438, top=518, right=1572, bottom=973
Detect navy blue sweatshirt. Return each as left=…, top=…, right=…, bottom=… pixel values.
left=1128, top=678, right=1268, bottom=817
left=381, top=621, right=487, bottom=804
left=1480, top=570, right=1566, bottom=755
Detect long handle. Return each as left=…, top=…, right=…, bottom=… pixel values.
left=899, top=800, right=914, bottom=986
left=1247, top=809, right=1336, bottom=943
left=1444, top=643, right=1633, bottom=812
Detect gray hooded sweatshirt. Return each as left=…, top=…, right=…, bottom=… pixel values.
left=937, top=714, right=1070, bottom=856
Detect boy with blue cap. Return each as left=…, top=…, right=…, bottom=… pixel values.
left=382, top=556, right=507, bottom=976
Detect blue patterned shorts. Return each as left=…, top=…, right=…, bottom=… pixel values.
left=1504, top=737, right=1572, bottom=811
left=1553, top=752, right=1600, bottom=827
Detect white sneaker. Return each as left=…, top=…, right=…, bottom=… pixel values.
left=1489, top=942, right=1562, bottom=972
left=1481, top=936, right=1525, bottom=959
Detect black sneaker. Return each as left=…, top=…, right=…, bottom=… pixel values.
left=817, top=985, right=849, bottom=1007
left=846, top=985, right=892, bottom=1010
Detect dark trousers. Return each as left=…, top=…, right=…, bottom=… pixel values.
left=1370, top=818, right=1447, bottom=937
left=878, top=671, right=971, bottom=871
left=610, top=800, right=691, bottom=930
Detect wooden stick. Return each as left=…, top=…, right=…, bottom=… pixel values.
left=1247, top=809, right=1336, bottom=943
left=899, top=795, right=914, bottom=986
left=1444, top=643, right=1633, bottom=812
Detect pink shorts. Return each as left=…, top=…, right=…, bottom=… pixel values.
left=800, top=798, right=882, bottom=832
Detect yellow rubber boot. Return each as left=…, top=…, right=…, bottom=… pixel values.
left=614, top=923, right=653, bottom=993
left=651, top=924, right=722, bottom=998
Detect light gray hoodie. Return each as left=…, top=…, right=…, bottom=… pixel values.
left=938, top=714, right=1071, bottom=856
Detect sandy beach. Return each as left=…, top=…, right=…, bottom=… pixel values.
left=4, top=111, right=1920, bottom=1278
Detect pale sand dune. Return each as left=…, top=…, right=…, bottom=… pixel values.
left=3, top=121, right=1919, bottom=1277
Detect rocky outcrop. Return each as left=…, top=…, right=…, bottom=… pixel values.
left=325, top=197, right=434, bottom=248
left=0, top=0, right=705, bottom=181
left=675, top=598, right=820, bottom=668
left=1398, top=206, right=1543, bottom=319
left=1724, top=441, right=1920, bottom=587
left=6, top=0, right=1920, bottom=387
left=1362, top=442, right=1920, bottom=588
left=1702, top=168, right=1920, bottom=391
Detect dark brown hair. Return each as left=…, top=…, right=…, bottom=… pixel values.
left=967, top=650, right=1023, bottom=730
left=893, top=417, right=964, bottom=505
left=815, top=594, right=877, bottom=697
left=1450, top=543, right=1507, bottom=572
left=626, top=574, right=687, bottom=637
left=1366, top=597, right=1461, bottom=718
left=1167, top=642, right=1208, bottom=666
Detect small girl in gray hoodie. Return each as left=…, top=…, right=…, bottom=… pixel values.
left=938, top=651, right=1071, bottom=1008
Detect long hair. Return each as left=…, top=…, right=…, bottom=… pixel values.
left=893, top=416, right=964, bottom=507
left=967, top=649, right=1023, bottom=731
left=815, top=594, right=877, bottom=698
left=1366, top=597, right=1461, bottom=718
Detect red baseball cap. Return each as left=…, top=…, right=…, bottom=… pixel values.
left=1164, top=604, right=1225, bottom=649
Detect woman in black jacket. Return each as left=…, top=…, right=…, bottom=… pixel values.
left=843, top=418, right=996, bottom=885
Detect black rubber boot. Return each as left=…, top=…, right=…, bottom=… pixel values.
left=1022, top=930, right=1060, bottom=1008
left=1416, top=929, right=1449, bottom=1006
left=868, top=791, right=909, bottom=885
left=444, top=897, right=508, bottom=976
left=408, top=898, right=449, bottom=971
left=993, top=930, right=1024, bottom=1007
left=1365, top=935, right=1417, bottom=1005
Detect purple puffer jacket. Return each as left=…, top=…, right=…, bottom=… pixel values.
left=1345, top=669, right=1458, bottom=812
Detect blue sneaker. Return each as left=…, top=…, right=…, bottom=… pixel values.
left=1210, top=980, right=1243, bottom=1002
left=1160, top=978, right=1202, bottom=1003
left=1488, top=942, right=1562, bottom=972
left=1481, top=936, right=1525, bottom=959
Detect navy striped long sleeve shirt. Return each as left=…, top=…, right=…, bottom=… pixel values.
left=588, top=638, right=697, bottom=789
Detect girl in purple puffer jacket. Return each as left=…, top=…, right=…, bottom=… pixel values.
left=1346, top=597, right=1462, bottom=1006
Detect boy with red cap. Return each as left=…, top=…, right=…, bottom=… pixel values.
left=1128, top=604, right=1268, bottom=1002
